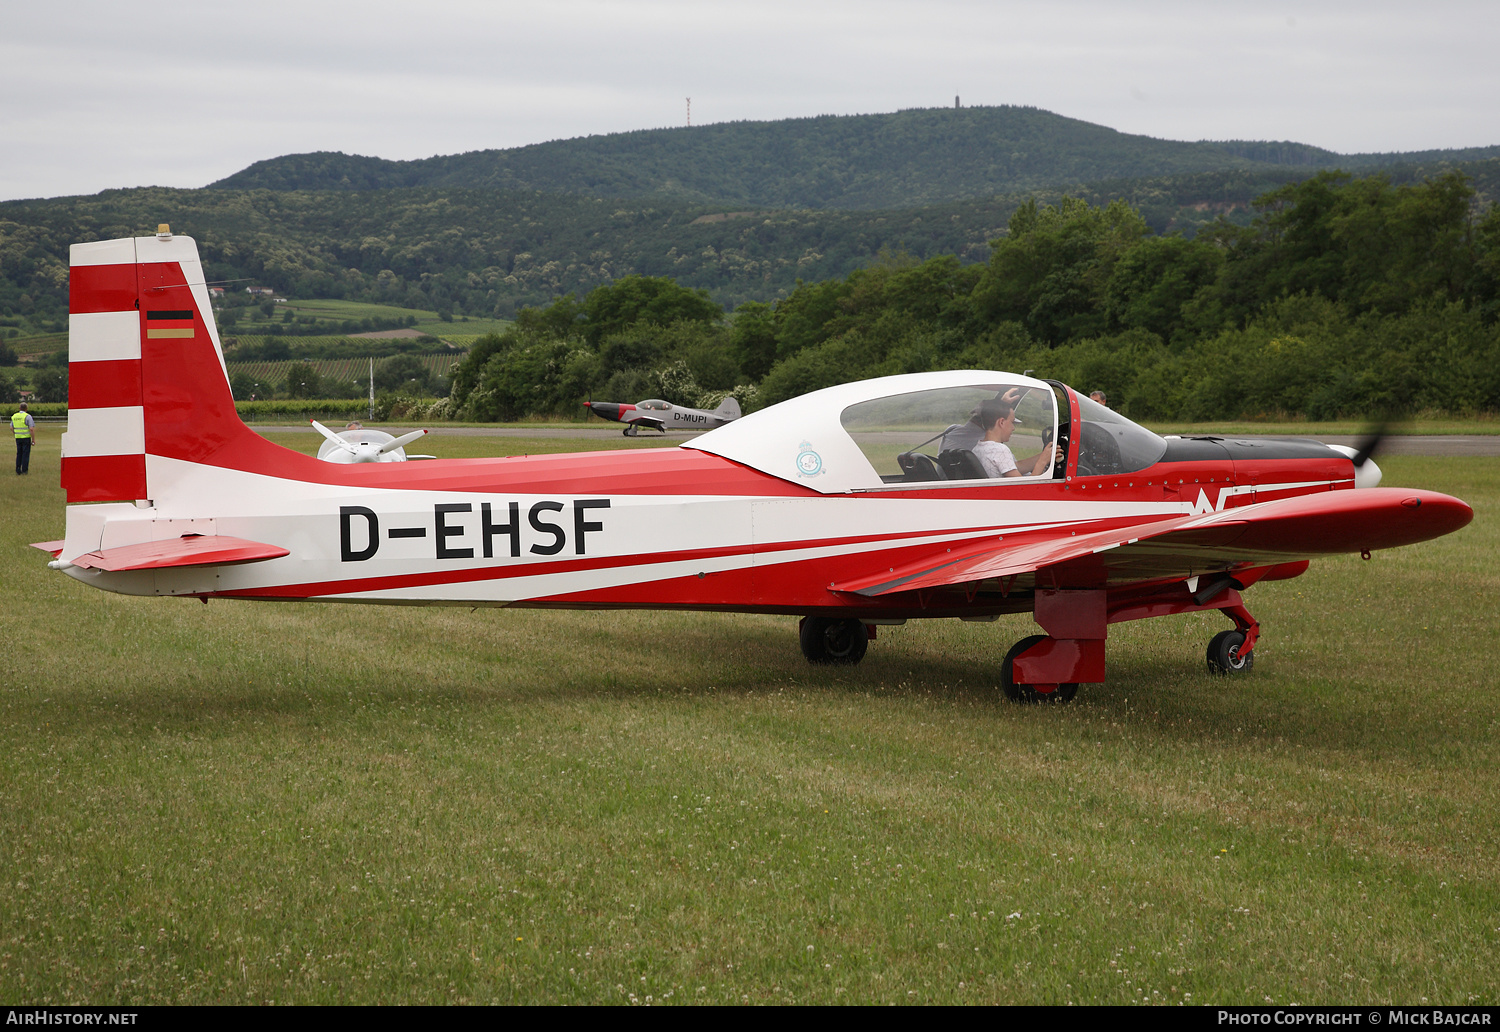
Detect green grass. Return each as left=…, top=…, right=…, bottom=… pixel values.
left=1, top=438, right=1497, bottom=1004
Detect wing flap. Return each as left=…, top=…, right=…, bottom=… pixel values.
left=833, top=488, right=1471, bottom=597
left=69, top=535, right=290, bottom=572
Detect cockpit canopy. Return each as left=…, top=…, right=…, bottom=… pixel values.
left=839, top=382, right=1059, bottom=484
left=1071, top=391, right=1167, bottom=476
left=686, top=370, right=1169, bottom=492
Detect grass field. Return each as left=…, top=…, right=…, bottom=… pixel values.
left=1, top=433, right=1497, bottom=1004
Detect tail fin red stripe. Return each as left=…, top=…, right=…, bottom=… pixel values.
left=61, top=455, right=147, bottom=503
left=68, top=263, right=138, bottom=314
left=69, top=359, right=142, bottom=409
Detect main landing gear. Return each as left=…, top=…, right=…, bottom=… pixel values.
left=1001, top=635, right=1079, bottom=704
left=798, top=616, right=869, bottom=665
left=794, top=596, right=1262, bottom=697
left=996, top=597, right=1262, bottom=703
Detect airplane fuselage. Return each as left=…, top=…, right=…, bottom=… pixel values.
left=61, top=437, right=1359, bottom=617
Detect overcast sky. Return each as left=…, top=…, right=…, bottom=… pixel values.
left=3, top=0, right=1496, bottom=202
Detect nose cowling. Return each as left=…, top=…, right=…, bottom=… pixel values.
left=1328, top=445, right=1383, bottom=489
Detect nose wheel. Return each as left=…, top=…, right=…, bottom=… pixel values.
left=1207, top=602, right=1260, bottom=675
left=1206, top=630, right=1253, bottom=674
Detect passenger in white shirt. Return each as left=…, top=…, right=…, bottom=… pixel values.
left=969, top=399, right=1054, bottom=478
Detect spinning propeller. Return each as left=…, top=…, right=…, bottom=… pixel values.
left=311, top=421, right=433, bottom=463
left=1330, top=423, right=1386, bottom=489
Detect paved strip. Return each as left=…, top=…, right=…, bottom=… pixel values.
left=1265, top=435, right=1500, bottom=456
left=250, top=425, right=1500, bottom=456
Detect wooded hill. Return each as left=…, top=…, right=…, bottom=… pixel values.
left=210, top=106, right=1500, bottom=211
left=2, top=105, right=1497, bottom=341
left=4, top=163, right=1499, bottom=333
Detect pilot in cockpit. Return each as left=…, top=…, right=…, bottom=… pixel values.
left=941, top=386, right=1026, bottom=452
left=972, top=398, right=1055, bottom=478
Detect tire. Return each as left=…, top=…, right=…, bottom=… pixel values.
left=1206, top=630, right=1253, bottom=675
left=799, top=617, right=868, bottom=665
left=1001, top=634, right=1078, bottom=704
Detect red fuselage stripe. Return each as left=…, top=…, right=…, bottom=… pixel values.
left=209, top=522, right=1030, bottom=600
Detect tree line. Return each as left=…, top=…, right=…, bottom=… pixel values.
left=446, top=170, right=1500, bottom=423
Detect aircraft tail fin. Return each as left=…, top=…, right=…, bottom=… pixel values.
left=65, top=230, right=254, bottom=503
left=712, top=396, right=742, bottom=420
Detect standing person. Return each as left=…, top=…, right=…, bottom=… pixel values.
left=12, top=402, right=35, bottom=475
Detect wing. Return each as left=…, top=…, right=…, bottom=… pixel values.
left=832, top=488, right=1472, bottom=597
left=64, top=535, right=290, bottom=573
left=629, top=417, right=667, bottom=431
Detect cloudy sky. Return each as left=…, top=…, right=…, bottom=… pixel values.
left=3, top=0, right=1496, bottom=202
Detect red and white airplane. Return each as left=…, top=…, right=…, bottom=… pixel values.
left=38, top=230, right=1473, bottom=701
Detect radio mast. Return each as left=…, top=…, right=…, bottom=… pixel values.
left=686, top=97, right=691, bottom=127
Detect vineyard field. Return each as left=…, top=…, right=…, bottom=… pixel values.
left=226, top=353, right=464, bottom=384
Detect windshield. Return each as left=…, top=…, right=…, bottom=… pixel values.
left=840, top=383, right=1059, bottom=484
left=1072, top=393, right=1167, bottom=475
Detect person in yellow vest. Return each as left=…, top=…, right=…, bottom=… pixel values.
left=12, top=402, right=35, bottom=475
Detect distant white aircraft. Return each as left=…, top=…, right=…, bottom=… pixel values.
left=310, top=421, right=432, bottom=463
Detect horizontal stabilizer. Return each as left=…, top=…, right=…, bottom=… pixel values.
left=832, top=487, right=1473, bottom=597
left=68, top=535, right=290, bottom=572
left=31, top=540, right=65, bottom=558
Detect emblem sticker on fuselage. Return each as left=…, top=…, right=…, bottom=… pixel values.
left=795, top=441, right=823, bottom=478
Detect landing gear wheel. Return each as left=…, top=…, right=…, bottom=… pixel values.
left=1001, top=634, right=1078, bottom=704
left=622, top=427, right=636, bottom=437
left=799, top=617, right=868, bottom=665
left=1206, top=630, right=1253, bottom=675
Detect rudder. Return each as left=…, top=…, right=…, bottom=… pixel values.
left=65, top=230, right=244, bottom=503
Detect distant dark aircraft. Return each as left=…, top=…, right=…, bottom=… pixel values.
left=584, top=396, right=741, bottom=436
